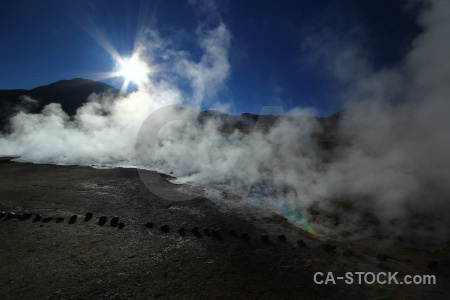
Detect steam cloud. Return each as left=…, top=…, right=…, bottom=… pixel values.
left=1, top=0, right=449, bottom=244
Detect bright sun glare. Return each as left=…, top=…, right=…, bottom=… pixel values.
left=115, top=54, right=150, bottom=88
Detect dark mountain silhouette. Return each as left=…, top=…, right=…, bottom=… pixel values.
left=0, top=78, right=119, bottom=130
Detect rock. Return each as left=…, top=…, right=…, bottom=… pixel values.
left=296, top=239, right=306, bottom=247
left=55, top=217, right=64, bottom=223
left=229, top=230, right=237, bottom=237
left=178, top=227, right=186, bottom=236
left=203, top=228, right=211, bottom=236
left=145, top=221, right=153, bottom=228
left=84, top=212, right=93, bottom=222
left=7, top=212, right=16, bottom=219
left=278, top=234, right=287, bottom=242
left=427, top=260, right=439, bottom=270
left=110, top=216, right=119, bottom=227
left=118, top=222, right=125, bottom=229
left=68, top=215, right=77, bottom=224
left=212, top=228, right=222, bottom=240
left=193, top=231, right=203, bottom=238
left=42, top=217, right=52, bottom=223
left=260, top=234, right=270, bottom=241
left=160, top=225, right=170, bottom=233
left=33, top=214, right=42, bottom=222
left=21, top=213, right=32, bottom=220
left=98, top=216, right=107, bottom=226
left=192, top=226, right=202, bottom=238
left=0, top=212, right=5, bottom=218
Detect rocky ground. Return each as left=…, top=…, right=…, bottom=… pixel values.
left=0, top=162, right=449, bottom=299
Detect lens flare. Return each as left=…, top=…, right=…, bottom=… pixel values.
left=114, top=53, right=150, bottom=90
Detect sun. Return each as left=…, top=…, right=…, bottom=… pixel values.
left=114, top=53, right=150, bottom=89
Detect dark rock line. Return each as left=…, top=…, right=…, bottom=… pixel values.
left=0, top=211, right=315, bottom=250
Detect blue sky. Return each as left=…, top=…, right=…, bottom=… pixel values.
left=0, top=0, right=421, bottom=116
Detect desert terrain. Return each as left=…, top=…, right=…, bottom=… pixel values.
left=0, top=161, right=449, bottom=299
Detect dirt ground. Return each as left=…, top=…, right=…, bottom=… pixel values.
left=0, top=162, right=449, bottom=299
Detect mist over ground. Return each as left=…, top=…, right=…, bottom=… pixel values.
left=1, top=0, right=449, bottom=244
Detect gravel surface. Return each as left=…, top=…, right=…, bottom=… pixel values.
left=0, top=162, right=448, bottom=299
